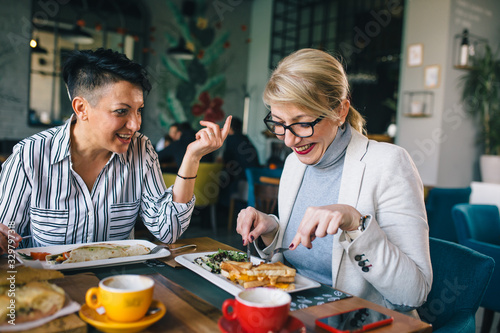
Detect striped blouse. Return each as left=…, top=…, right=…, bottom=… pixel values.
left=0, top=117, right=195, bottom=248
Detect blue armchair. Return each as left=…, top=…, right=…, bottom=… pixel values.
left=425, top=187, right=471, bottom=243
left=452, top=203, right=500, bottom=333
left=417, top=237, right=494, bottom=333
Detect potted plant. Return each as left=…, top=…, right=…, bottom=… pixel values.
left=460, top=44, right=500, bottom=183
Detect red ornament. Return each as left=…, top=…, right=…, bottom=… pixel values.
left=241, top=25, right=247, bottom=31
left=76, top=19, right=85, bottom=27
left=191, top=92, right=225, bottom=122
left=246, top=38, right=252, bottom=44
left=197, top=50, right=205, bottom=59
left=95, top=23, right=102, bottom=32
left=223, top=41, right=230, bottom=49
left=116, top=27, right=127, bottom=35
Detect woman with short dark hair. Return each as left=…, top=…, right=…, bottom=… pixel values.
left=0, top=48, right=231, bottom=252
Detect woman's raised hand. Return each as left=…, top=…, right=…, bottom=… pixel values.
left=186, top=116, right=232, bottom=161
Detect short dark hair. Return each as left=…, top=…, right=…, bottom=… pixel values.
left=62, top=48, right=151, bottom=104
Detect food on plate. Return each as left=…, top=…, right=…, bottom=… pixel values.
left=0, top=266, right=63, bottom=286
left=0, top=267, right=66, bottom=324
left=30, top=252, right=51, bottom=261
left=45, top=243, right=150, bottom=264
left=220, top=261, right=296, bottom=291
left=0, top=281, right=65, bottom=324
left=194, top=249, right=248, bottom=273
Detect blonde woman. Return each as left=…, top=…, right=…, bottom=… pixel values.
left=236, top=49, right=431, bottom=317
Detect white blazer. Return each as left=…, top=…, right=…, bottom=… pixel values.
left=258, top=130, right=432, bottom=315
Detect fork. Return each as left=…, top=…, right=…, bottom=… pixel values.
left=150, top=244, right=196, bottom=254
left=246, top=242, right=252, bottom=262
left=264, top=247, right=289, bottom=263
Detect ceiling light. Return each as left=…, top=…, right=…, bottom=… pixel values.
left=167, top=38, right=194, bottom=60
left=30, top=39, right=48, bottom=54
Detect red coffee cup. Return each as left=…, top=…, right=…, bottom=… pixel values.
left=222, top=287, right=291, bottom=333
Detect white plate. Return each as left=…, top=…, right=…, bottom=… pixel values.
left=15, top=240, right=170, bottom=271
left=175, top=251, right=321, bottom=295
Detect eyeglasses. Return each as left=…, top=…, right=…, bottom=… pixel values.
left=263, top=111, right=324, bottom=138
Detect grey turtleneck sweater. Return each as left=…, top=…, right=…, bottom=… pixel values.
left=282, top=123, right=352, bottom=285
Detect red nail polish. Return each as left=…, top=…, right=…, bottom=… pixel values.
left=250, top=235, right=254, bottom=241
left=289, top=243, right=294, bottom=249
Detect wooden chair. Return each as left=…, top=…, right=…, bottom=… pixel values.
left=253, top=183, right=279, bottom=214
left=163, top=162, right=224, bottom=236
left=227, top=167, right=283, bottom=231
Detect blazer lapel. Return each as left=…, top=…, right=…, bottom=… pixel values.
left=331, top=130, right=368, bottom=285
left=277, top=156, right=307, bottom=246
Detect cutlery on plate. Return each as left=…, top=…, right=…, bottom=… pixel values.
left=150, top=244, right=196, bottom=255
left=146, top=306, right=161, bottom=316
left=264, top=247, right=289, bottom=263
left=246, top=242, right=251, bottom=262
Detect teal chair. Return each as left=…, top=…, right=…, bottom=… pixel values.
left=425, top=187, right=471, bottom=243
left=452, top=204, right=500, bottom=333
left=417, top=237, right=494, bottom=333
left=245, top=167, right=283, bottom=209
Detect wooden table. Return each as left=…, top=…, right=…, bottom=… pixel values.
left=3, top=237, right=433, bottom=332
left=260, top=175, right=280, bottom=185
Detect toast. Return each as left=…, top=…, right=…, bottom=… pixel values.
left=0, top=269, right=65, bottom=324
left=220, top=260, right=296, bottom=291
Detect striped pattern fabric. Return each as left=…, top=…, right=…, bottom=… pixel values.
left=0, top=117, right=194, bottom=248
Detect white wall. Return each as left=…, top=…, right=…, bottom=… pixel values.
left=397, top=0, right=452, bottom=186
left=245, top=0, right=274, bottom=165
left=397, top=0, right=500, bottom=187
left=0, top=0, right=38, bottom=140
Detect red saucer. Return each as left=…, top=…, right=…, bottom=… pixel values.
left=218, top=315, right=305, bottom=333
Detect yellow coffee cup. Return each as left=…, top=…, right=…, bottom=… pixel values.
left=85, top=274, right=154, bottom=322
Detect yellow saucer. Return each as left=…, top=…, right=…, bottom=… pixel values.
left=79, top=300, right=166, bottom=333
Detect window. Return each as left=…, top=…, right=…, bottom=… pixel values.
left=29, top=0, right=149, bottom=126
left=269, top=0, right=404, bottom=135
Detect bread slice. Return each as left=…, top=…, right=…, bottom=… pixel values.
left=220, top=260, right=296, bottom=290
left=0, top=266, right=63, bottom=286
left=0, top=281, right=65, bottom=324
left=247, top=261, right=296, bottom=277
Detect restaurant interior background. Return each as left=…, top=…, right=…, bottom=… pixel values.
left=0, top=0, right=498, bottom=189
left=0, top=0, right=500, bottom=331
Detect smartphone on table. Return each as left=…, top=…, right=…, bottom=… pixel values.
left=315, top=307, right=394, bottom=333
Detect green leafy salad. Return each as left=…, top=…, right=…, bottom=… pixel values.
left=194, top=249, right=248, bottom=274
